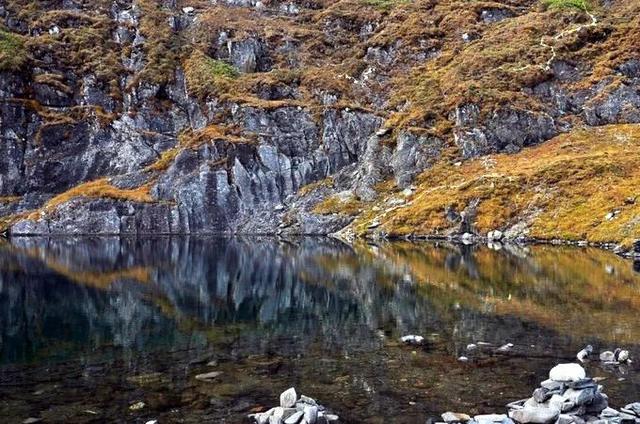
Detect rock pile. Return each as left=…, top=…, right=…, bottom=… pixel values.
left=507, top=363, right=613, bottom=424
left=440, top=363, right=640, bottom=424
left=248, top=388, right=340, bottom=424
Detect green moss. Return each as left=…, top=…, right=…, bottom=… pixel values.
left=362, top=0, right=407, bottom=10
left=543, top=0, right=590, bottom=11
left=0, top=29, right=27, bottom=71
left=184, top=51, right=238, bottom=99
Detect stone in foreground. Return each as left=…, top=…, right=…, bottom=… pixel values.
left=509, top=406, right=559, bottom=424
left=549, top=364, right=586, bottom=382
left=280, top=388, right=297, bottom=408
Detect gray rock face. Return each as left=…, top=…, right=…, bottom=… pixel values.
left=228, top=37, right=271, bottom=73
left=453, top=104, right=557, bottom=158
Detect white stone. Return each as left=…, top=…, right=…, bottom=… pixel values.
left=509, top=406, right=559, bottom=424
left=442, top=412, right=472, bottom=422
left=401, top=335, right=424, bottom=344
left=195, top=371, right=222, bottom=381
left=474, top=414, right=508, bottom=424
left=280, top=387, right=297, bottom=408
left=303, top=405, right=318, bottom=424
left=549, top=363, right=586, bottom=382
left=182, top=6, right=195, bottom=13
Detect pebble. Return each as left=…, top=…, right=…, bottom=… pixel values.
left=576, top=345, right=593, bottom=362
left=498, top=343, right=514, bottom=352
left=195, top=371, right=223, bottom=382
left=401, top=335, right=424, bottom=345
left=129, top=401, right=145, bottom=411
left=23, top=419, right=42, bottom=424
left=549, top=364, right=586, bottom=382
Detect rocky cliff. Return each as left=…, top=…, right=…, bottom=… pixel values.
left=0, top=0, right=639, bottom=244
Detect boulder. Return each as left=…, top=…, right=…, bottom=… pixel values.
left=549, top=364, right=586, bottom=382
left=280, top=388, right=297, bottom=408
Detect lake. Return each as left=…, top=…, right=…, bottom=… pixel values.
left=1, top=237, right=639, bottom=423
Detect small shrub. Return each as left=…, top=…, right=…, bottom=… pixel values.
left=0, top=29, right=27, bottom=71
left=543, top=0, right=590, bottom=11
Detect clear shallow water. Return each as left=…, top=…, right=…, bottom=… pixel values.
left=1, top=237, right=640, bottom=423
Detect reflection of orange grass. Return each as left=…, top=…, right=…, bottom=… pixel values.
left=43, top=261, right=151, bottom=290
left=350, top=242, right=640, bottom=344
left=0, top=242, right=151, bottom=290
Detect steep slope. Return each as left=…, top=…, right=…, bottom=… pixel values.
left=0, top=0, right=638, bottom=245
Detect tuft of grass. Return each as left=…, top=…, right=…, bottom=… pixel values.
left=184, top=51, right=238, bottom=99
left=543, top=0, right=590, bottom=11
left=0, top=29, right=27, bottom=71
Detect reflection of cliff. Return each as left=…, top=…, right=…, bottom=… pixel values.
left=1, top=237, right=640, bottom=366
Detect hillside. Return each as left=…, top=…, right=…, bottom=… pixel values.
left=0, top=0, right=639, bottom=247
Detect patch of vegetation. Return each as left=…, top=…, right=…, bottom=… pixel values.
left=29, top=178, right=154, bottom=220
left=543, top=0, right=590, bottom=11
left=362, top=0, right=406, bottom=11
left=314, top=194, right=363, bottom=216
left=134, top=0, right=182, bottom=86
left=0, top=29, right=27, bottom=71
left=346, top=124, right=640, bottom=247
left=184, top=50, right=238, bottom=99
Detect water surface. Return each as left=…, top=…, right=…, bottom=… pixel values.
left=1, top=237, right=640, bottom=423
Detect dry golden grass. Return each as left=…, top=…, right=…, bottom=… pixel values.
left=28, top=178, right=154, bottom=221
left=345, top=124, right=640, bottom=247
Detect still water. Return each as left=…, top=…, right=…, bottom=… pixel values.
left=1, top=237, right=640, bottom=423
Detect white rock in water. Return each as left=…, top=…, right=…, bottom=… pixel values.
left=401, top=335, right=424, bottom=344
left=323, top=414, right=339, bottom=422
left=498, top=343, right=514, bottom=352
left=145, top=421, right=158, bottom=424
left=182, top=6, right=194, bottom=13
left=549, top=363, right=586, bottom=382
left=509, top=406, right=559, bottom=424
left=280, top=387, right=297, bottom=408
left=195, top=371, right=222, bottom=381
left=467, top=344, right=477, bottom=351
left=618, top=350, right=630, bottom=362
left=458, top=356, right=469, bottom=362
left=600, top=351, right=615, bottom=362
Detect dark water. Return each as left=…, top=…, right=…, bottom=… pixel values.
left=1, top=237, right=640, bottom=423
